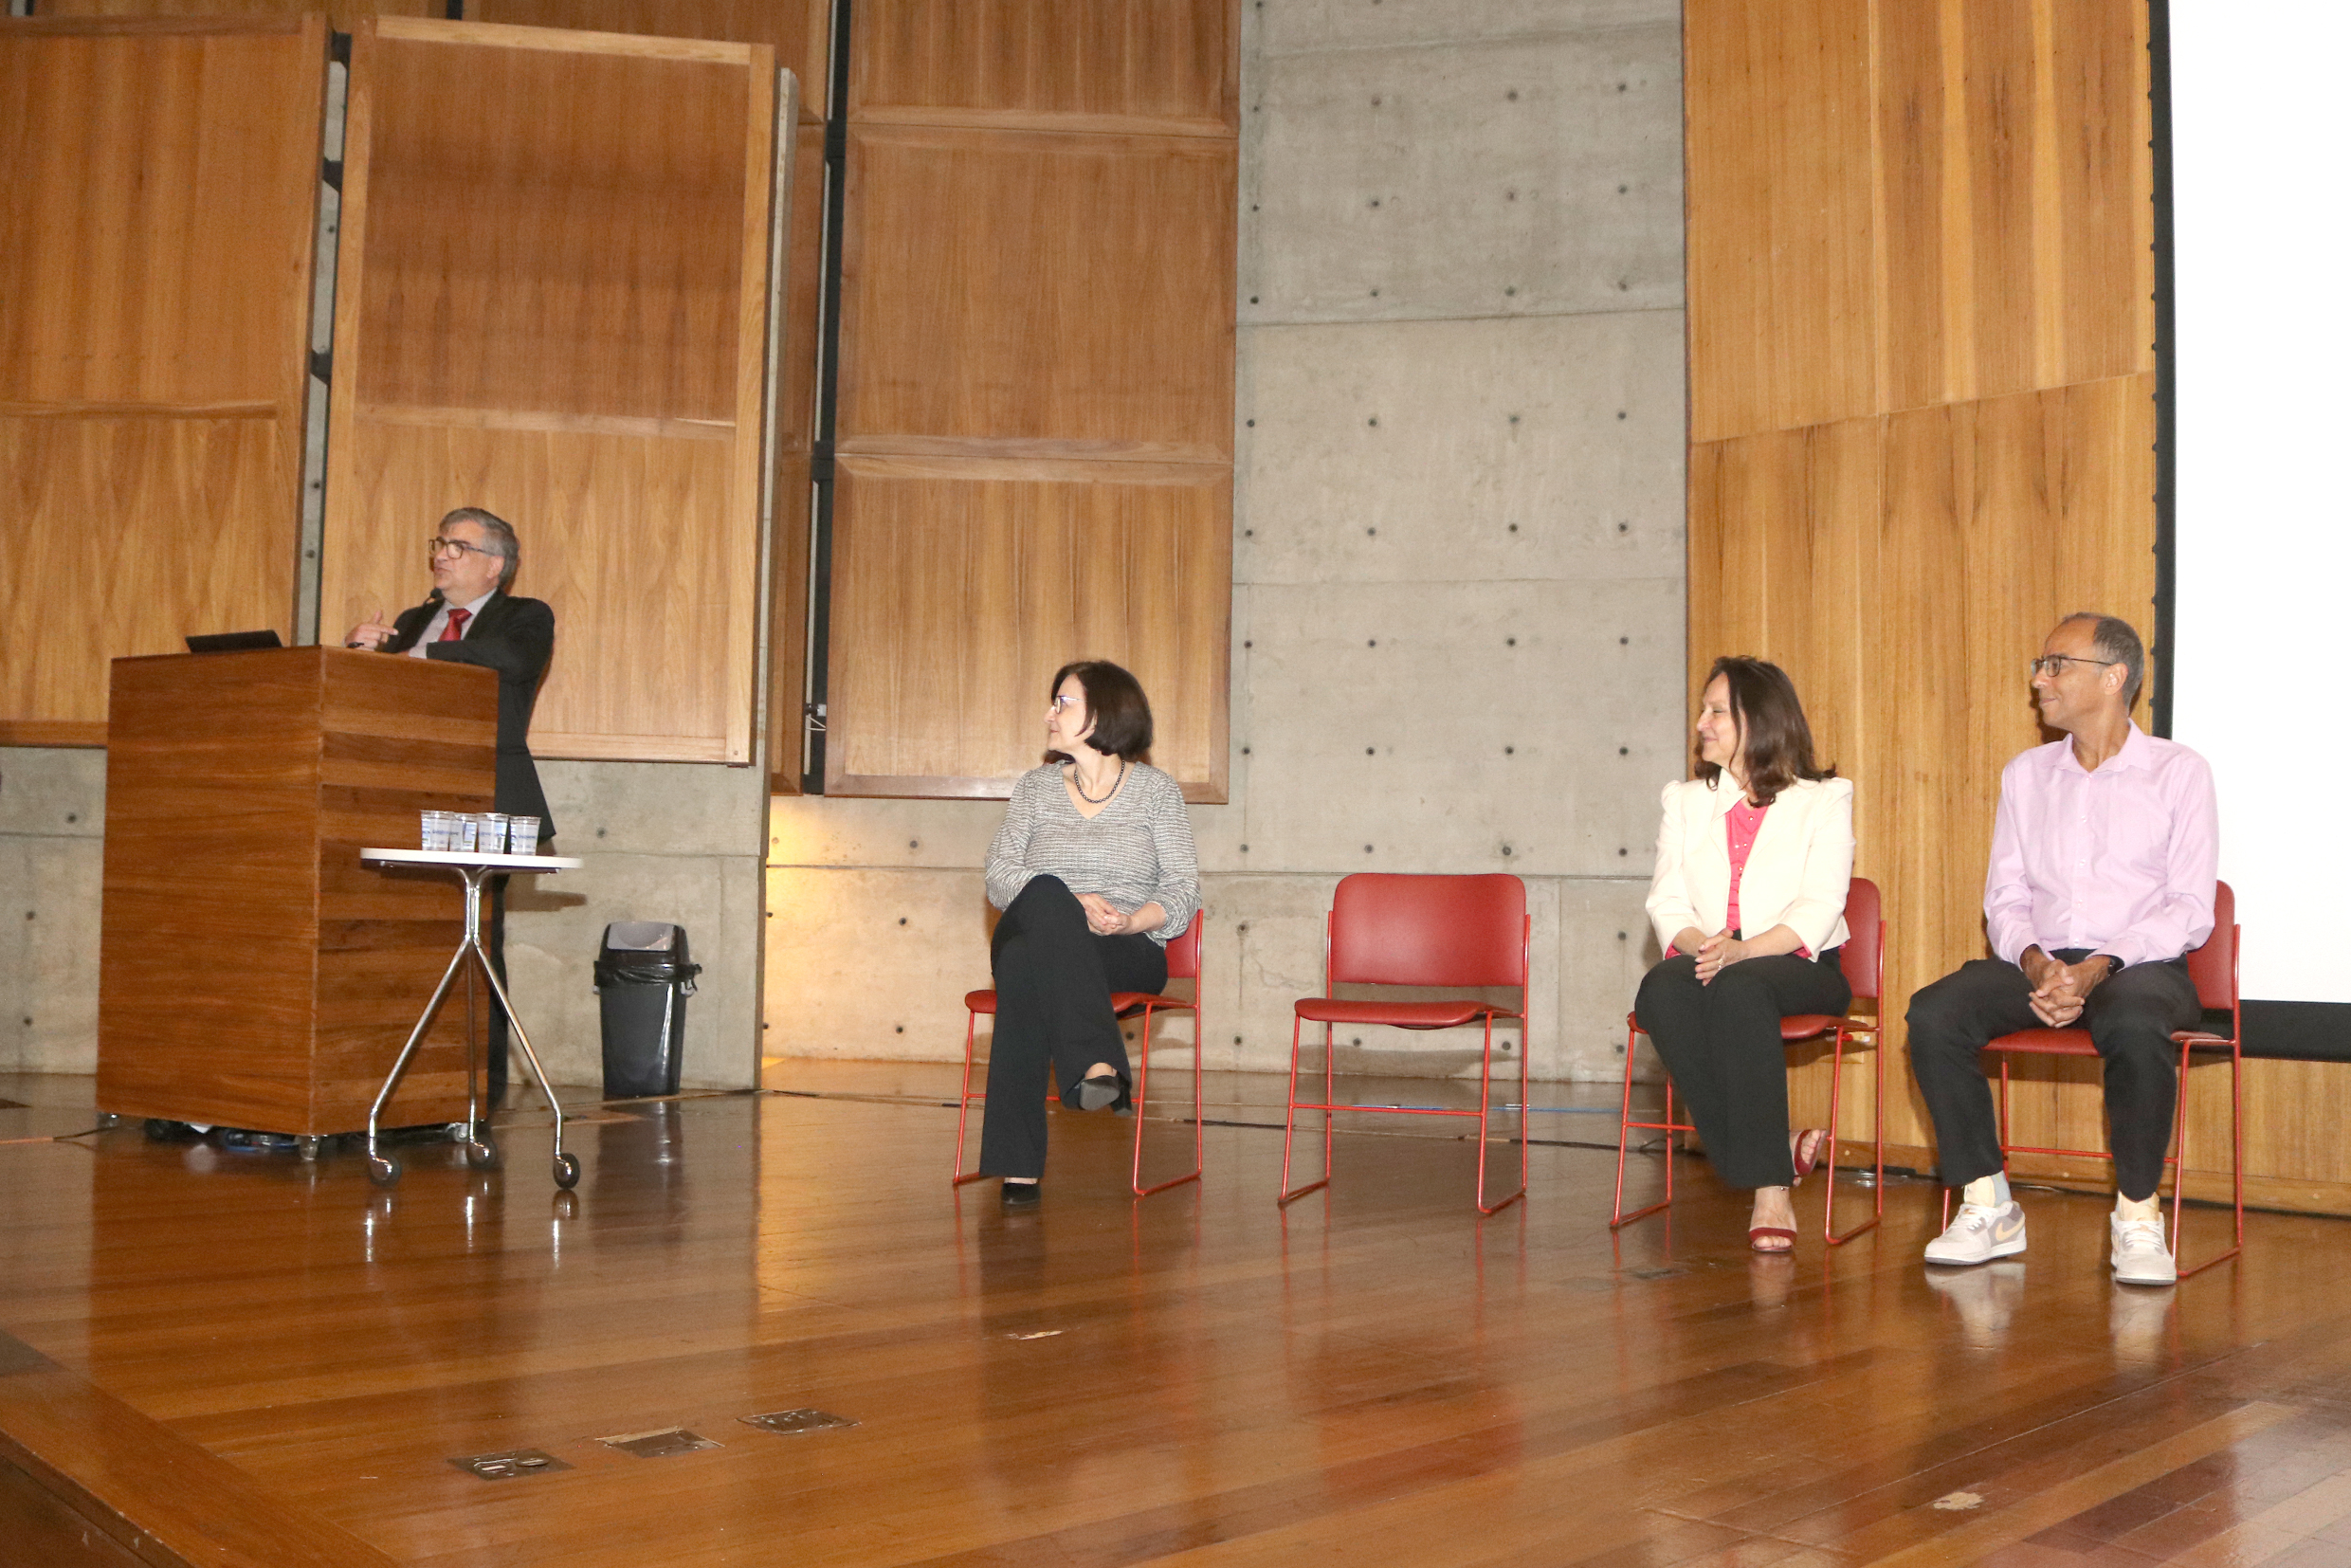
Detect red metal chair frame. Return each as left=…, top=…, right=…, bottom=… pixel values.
left=950, top=914, right=1205, bottom=1199
left=1611, top=876, right=1887, bottom=1245
left=1940, top=881, right=2244, bottom=1278
left=1278, top=874, right=1530, bottom=1215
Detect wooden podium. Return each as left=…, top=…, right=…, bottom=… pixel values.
left=98, top=647, right=499, bottom=1136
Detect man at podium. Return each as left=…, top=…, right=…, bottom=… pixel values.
left=346, top=506, right=556, bottom=1103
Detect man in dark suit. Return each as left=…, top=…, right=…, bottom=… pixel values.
left=347, top=506, right=555, bottom=1103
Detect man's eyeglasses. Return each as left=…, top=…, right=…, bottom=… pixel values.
left=428, top=537, right=500, bottom=560
left=2028, top=653, right=2119, bottom=679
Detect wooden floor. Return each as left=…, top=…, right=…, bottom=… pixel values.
left=8, top=1064, right=2351, bottom=1567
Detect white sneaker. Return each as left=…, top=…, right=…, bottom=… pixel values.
left=1924, top=1201, right=2028, bottom=1266
left=2110, top=1215, right=2178, bottom=1285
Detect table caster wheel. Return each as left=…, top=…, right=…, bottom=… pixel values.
left=297, top=1136, right=323, bottom=1162
left=553, top=1152, right=580, bottom=1190
left=368, top=1154, right=402, bottom=1187
left=465, top=1137, right=501, bottom=1171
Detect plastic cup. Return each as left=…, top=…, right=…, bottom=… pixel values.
left=506, top=815, right=541, bottom=855
left=449, top=813, right=478, bottom=853
left=471, top=813, right=508, bottom=854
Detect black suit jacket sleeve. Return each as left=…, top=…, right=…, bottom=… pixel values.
left=383, top=593, right=557, bottom=835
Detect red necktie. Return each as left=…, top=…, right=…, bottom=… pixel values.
left=438, top=607, right=470, bottom=643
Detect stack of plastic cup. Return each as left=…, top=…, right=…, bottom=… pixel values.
left=507, top=814, right=542, bottom=855
left=421, top=811, right=457, bottom=850
left=470, top=813, right=508, bottom=853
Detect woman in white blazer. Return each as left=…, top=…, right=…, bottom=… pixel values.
left=1638, top=657, right=1854, bottom=1252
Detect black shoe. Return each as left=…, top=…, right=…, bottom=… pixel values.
left=1000, top=1179, right=1041, bottom=1210
left=1074, top=1072, right=1123, bottom=1112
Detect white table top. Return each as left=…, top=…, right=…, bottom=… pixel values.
left=362, top=848, right=583, bottom=871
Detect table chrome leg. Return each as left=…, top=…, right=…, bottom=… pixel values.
left=366, top=939, right=472, bottom=1185
left=475, top=952, right=574, bottom=1189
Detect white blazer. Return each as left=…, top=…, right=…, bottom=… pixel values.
left=1645, top=774, right=1854, bottom=956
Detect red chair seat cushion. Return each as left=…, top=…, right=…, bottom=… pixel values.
left=1986, top=1027, right=2099, bottom=1057
left=971, top=989, right=1194, bottom=1018
left=1294, top=998, right=1515, bottom=1029
left=1778, top=1013, right=1849, bottom=1042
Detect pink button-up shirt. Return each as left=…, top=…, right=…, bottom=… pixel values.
left=1983, top=722, right=2218, bottom=971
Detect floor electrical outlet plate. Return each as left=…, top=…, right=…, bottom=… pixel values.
left=740, top=1409, right=858, bottom=1436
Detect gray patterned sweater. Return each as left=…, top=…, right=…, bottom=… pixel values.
left=984, top=763, right=1201, bottom=944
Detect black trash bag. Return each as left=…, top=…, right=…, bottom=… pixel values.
left=594, top=922, right=702, bottom=1099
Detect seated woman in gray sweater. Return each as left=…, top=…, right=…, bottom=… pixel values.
left=980, top=661, right=1201, bottom=1209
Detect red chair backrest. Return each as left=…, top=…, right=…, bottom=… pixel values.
left=2184, top=880, right=2237, bottom=1012
left=1838, top=876, right=1882, bottom=1003
left=1327, top=873, right=1527, bottom=990
left=1163, top=911, right=1203, bottom=983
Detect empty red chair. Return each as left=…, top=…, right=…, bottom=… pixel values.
left=1279, top=874, right=1529, bottom=1214
left=1943, top=881, right=2243, bottom=1277
left=1612, top=876, right=1887, bottom=1245
left=951, top=914, right=1205, bottom=1198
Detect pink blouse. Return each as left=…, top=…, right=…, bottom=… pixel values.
left=1723, top=797, right=1767, bottom=937
left=1675, top=798, right=1812, bottom=958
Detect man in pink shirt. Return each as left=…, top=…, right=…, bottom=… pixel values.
left=1908, top=613, right=2218, bottom=1285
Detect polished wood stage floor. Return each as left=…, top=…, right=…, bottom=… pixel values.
left=7, top=1062, right=2351, bottom=1567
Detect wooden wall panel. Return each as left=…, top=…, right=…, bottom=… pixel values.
left=838, top=125, right=1235, bottom=465
left=474, top=0, right=830, bottom=118
left=351, top=40, right=751, bottom=424
left=321, top=18, right=775, bottom=764
left=1872, top=0, right=2152, bottom=416
left=850, top=0, right=1236, bottom=137
left=0, top=16, right=323, bottom=743
left=451, top=6, right=828, bottom=784
left=1683, top=0, right=1878, bottom=446
left=1687, top=0, right=2181, bottom=1181
left=35, top=0, right=433, bottom=29
left=827, top=456, right=1228, bottom=799
left=0, top=416, right=296, bottom=743
left=821, top=2, right=1238, bottom=800
left=1693, top=382, right=2157, bottom=1156
left=1689, top=0, right=2153, bottom=444
left=327, top=419, right=744, bottom=760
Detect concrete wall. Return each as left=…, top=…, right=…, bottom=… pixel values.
left=767, top=0, right=1687, bottom=1084
left=505, top=760, right=769, bottom=1093
left=0, top=750, right=105, bottom=1075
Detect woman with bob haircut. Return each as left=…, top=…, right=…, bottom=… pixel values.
left=1636, top=656, right=1855, bottom=1252
left=979, top=660, right=1200, bottom=1208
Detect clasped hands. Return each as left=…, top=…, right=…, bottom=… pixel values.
left=1075, top=892, right=1140, bottom=937
left=1673, top=927, right=1750, bottom=985
left=2020, top=946, right=2115, bottom=1027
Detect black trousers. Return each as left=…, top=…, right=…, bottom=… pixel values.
left=485, top=872, right=510, bottom=1102
left=482, top=832, right=550, bottom=1103
left=978, top=877, right=1166, bottom=1180
left=1905, top=952, right=2200, bottom=1200
left=1634, top=949, right=1851, bottom=1190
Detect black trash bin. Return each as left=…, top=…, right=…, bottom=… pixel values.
left=594, top=921, right=701, bottom=1099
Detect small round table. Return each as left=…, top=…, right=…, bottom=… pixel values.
left=360, top=848, right=584, bottom=1189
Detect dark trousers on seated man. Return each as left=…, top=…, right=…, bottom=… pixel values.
left=1907, top=952, right=2201, bottom=1202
